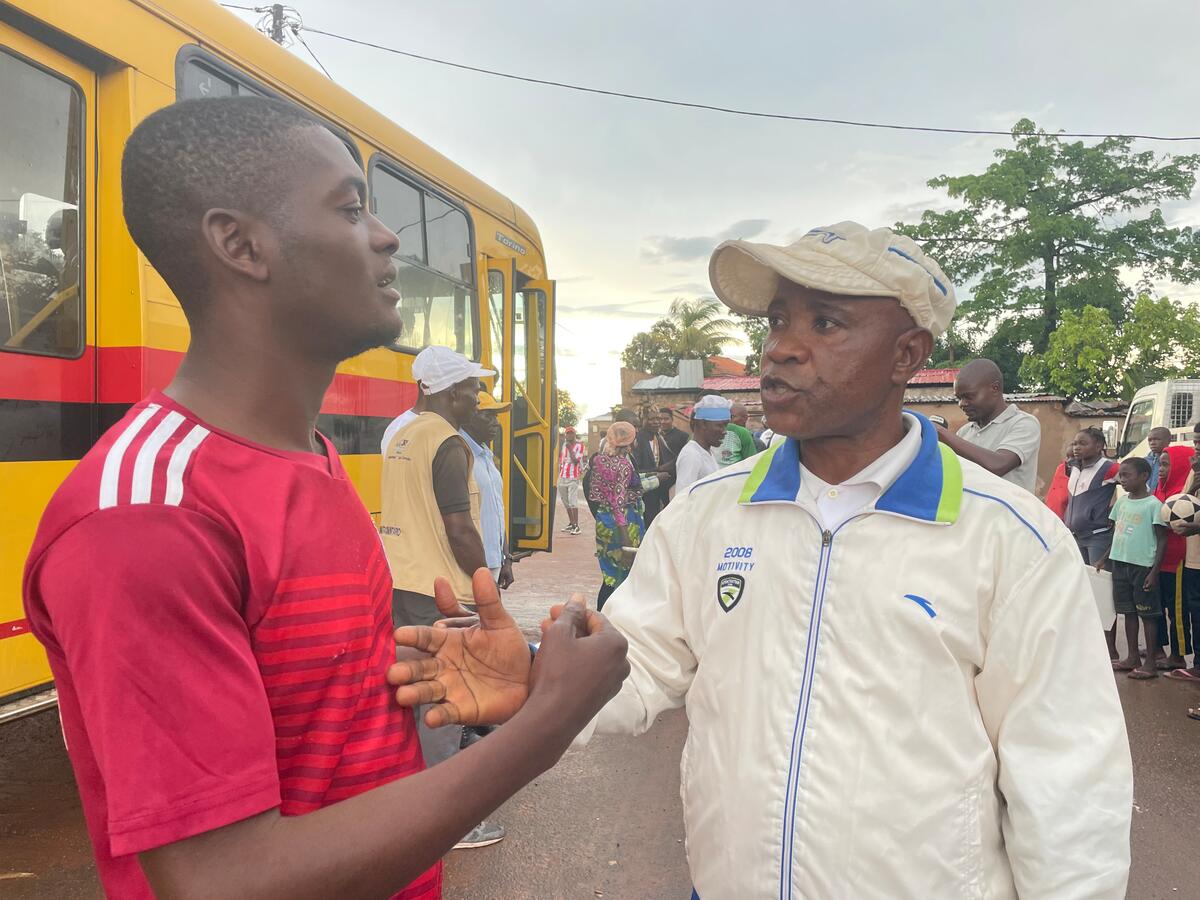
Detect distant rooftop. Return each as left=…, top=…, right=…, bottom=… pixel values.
left=907, top=367, right=961, bottom=386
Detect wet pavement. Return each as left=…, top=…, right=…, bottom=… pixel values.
left=1, top=503, right=1198, bottom=898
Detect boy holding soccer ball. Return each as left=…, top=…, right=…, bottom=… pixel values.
left=1094, top=457, right=1168, bottom=678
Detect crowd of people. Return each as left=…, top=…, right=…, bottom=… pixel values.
left=1044, top=423, right=1200, bottom=700
left=21, top=95, right=1144, bottom=899
left=556, top=394, right=775, bottom=609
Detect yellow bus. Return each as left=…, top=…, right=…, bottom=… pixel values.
left=0, top=0, right=557, bottom=721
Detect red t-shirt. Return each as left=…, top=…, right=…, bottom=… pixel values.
left=23, top=392, right=441, bottom=899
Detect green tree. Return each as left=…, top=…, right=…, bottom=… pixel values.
left=896, top=119, right=1200, bottom=387
left=620, top=297, right=735, bottom=376
left=666, top=297, right=735, bottom=359
left=1019, top=295, right=1200, bottom=400
left=555, top=387, right=580, bottom=428
left=734, top=313, right=768, bottom=374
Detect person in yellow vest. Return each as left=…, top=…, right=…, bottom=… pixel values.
left=381, top=345, right=506, bottom=849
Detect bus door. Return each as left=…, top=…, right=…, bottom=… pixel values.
left=0, top=25, right=96, bottom=715
left=486, top=257, right=556, bottom=552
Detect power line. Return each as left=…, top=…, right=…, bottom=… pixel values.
left=293, top=29, right=333, bottom=79
left=297, top=24, right=1200, bottom=143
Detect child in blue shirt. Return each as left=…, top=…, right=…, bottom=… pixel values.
left=1094, top=457, right=1167, bottom=678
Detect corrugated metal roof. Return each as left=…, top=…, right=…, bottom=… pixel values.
left=701, top=375, right=761, bottom=391
left=907, top=367, right=960, bottom=385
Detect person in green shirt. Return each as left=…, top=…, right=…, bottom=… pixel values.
left=1093, top=456, right=1168, bottom=679
left=715, top=400, right=761, bottom=467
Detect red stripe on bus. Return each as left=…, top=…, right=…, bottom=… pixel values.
left=0, top=348, right=94, bottom=402
left=1, top=619, right=32, bottom=640
left=1, top=345, right=417, bottom=418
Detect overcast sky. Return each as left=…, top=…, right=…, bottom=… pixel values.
left=226, top=0, right=1200, bottom=421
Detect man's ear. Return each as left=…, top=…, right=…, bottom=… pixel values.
left=200, top=208, right=271, bottom=284
left=892, top=327, right=934, bottom=386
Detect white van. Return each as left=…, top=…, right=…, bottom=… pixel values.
left=1116, top=379, right=1200, bottom=457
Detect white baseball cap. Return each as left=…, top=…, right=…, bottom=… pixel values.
left=692, top=394, right=732, bottom=422
left=708, top=221, right=956, bottom=337
left=412, top=346, right=495, bottom=396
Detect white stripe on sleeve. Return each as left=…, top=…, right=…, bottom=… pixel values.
left=163, top=424, right=210, bottom=506
left=130, top=410, right=186, bottom=504
left=98, top=404, right=161, bottom=510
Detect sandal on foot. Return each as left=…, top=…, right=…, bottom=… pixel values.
left=1127, top=669, right=1159, bottom=680
left=1166, top=668, right=1200, bottom=682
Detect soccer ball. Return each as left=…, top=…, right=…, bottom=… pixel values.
left=1161, top=493, right=1200, bottom=526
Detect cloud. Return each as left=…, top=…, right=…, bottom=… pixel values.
left=653, top=282, right=712, bottom=295
left=640, top=235, right=716, bottom=263
left=641, top=218, right=772, bottom=263
left=718, top=218, right=771, bottom=241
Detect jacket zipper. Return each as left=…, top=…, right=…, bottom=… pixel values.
left=779, top=524, right=835, bottom=899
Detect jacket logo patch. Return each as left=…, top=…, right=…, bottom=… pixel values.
left=904, top=593, right=937, bottom=618
left=717, top=574, right=745, bottom=612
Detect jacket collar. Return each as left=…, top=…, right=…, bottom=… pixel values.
left=737, top=412, right=963, bottom=525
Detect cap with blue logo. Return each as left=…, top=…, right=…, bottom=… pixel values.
left=692, top=394, right=733, bottom=422
left=708, top=221, right=957, bottom=337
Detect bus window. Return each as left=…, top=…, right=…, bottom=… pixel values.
left=371, top=164, right=476, bottom=358
left=424, top=194, right=471, bottom=282
left=0, top=50, right=84, bottom=358
left=1118, top=398, right=1155, bottom=456
left=487, top=268, right=506, bottom=402
left=180, top=60, right=243, bottom=98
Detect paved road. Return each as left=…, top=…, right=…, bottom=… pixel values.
left=2, top=505, right=1198, bottom=898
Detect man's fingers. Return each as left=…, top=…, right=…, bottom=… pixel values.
left=394, top=680, right=448, bottom=708
left=547, top=598, right=586, bottom=638
left=387, top=657, right=444, bottom=686
left=432, top=578, right=473, bottom=618
left=394, top=625, right=446, bottom=654
left=424, top=701, right=463, bottom=728
left=434, top=615, right=480, bottom=629
left=470, top=568, right=516, bottom=630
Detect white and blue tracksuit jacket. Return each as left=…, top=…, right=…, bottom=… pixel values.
left=590, top=414, right=1132, bottom=899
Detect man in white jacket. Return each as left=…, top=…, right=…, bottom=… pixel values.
left=400, top=222, right=1133, bottom=899
left=569, top=223, right=1131, bottom=898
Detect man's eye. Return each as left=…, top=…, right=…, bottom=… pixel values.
left=767, top=314, right=786, bottom=329
left=344, top=205, right=364, bottom=221
left=813, top=317, right=839, bottom=330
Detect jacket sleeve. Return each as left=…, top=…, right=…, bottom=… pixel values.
left=576, top=505, right=697, bottom=743
left=975, top=530, right=1132, bottom=899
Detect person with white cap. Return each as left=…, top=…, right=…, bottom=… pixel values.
left=400, top=223, right=1132, bottom=895
left=673, top=395, right=732, bottom=494
left=460, top=390, right=515, bottom=589
left=379, top=344, right=508, bottom=850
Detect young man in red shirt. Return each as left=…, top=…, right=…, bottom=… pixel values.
left=23, top=96, right=627, bottom=899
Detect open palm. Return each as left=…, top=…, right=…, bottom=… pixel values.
left=390, top=570, right=531, bottom=728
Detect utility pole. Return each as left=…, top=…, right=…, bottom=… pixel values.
left=269, top=4, right=285, bottom=44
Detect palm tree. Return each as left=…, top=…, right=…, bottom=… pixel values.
left=665, top=297, right=735, bottom=360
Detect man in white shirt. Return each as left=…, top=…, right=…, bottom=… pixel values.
left=935, top=358, right=1041, bottom=493
left=550, top=222, right=1131, bottom=896
left=398, top=221, right=1132, bottom=897
left=673, top=395, right=730, bottom=493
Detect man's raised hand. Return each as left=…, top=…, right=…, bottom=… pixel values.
left=389, top=570, right=531, bottom=728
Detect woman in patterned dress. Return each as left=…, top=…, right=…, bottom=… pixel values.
left=587, top=421, right=645, bottom=610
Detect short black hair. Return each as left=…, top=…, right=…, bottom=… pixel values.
left=121, top=96, right=326, bottom=305
left=1078, top=426, right=1106, bottom=447
left=1121, top=457, right=1152, bottom=478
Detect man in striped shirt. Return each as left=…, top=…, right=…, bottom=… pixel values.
left=23, top=96, right=627, bottom=899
